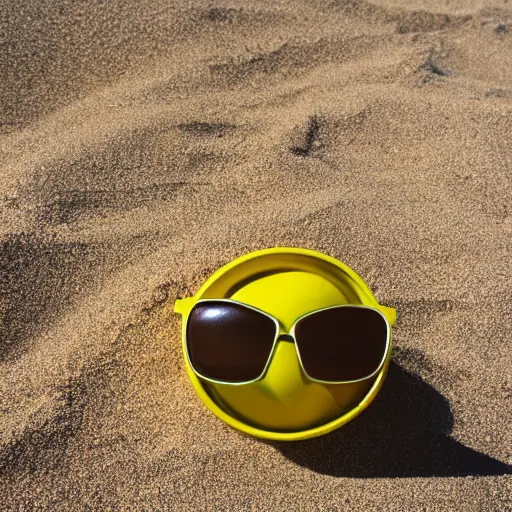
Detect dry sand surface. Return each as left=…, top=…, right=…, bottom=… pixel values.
left=1, top=0, right=512, bottom=509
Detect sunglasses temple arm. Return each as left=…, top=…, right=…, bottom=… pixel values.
left=378, top=305, right=397, bottom=327
left=174, top=297, right=195, bottom=315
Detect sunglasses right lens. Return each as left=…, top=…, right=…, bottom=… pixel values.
left=186, top=301, right=277, bottom=383
left=294, top=306, right=388, bottom=382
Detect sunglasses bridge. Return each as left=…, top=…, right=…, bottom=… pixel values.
left=276, top=334, right=295, bottom=343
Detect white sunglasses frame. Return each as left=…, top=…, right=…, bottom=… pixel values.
left=184, top=298, right=391, bottom=386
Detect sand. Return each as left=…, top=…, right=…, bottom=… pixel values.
left=1, top=0, right=511, bottom=509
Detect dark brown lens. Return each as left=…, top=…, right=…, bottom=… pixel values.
left=186, top=301, right=277, bottom=383
left=294, top=306, right=388, bottom=382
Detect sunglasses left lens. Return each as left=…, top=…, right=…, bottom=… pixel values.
left=186, top=301, right=277, bottom=383
left=294, top=306, right=389, bottom=382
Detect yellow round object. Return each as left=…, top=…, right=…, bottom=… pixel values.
left=173, top=247, right=396, bottom=441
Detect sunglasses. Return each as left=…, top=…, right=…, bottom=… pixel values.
left=184, top=299, right=391, bottom=385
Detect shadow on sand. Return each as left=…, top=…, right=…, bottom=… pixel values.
left=275, top=362, right=511, bottom=478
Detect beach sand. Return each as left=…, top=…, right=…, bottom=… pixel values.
left=1, top=0, right=511, bottom=509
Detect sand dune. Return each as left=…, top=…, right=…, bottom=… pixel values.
left=1, top=0, right=511, bottom=509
